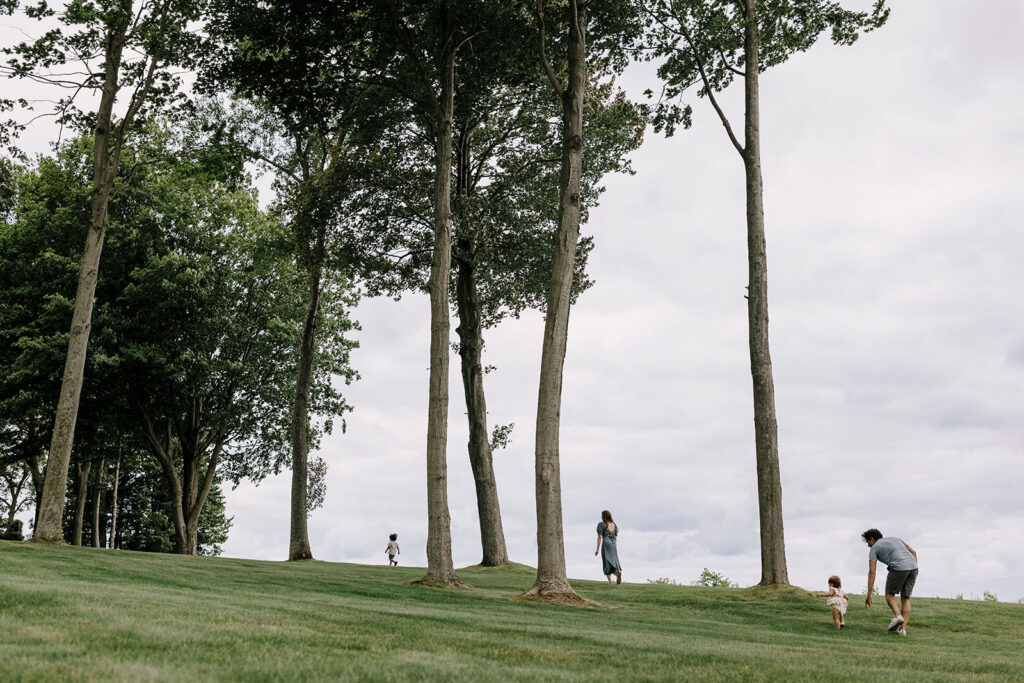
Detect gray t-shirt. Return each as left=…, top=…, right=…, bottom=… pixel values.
left=869, top=537, right=918, bottom=571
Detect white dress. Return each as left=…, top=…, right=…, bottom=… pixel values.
left=826, top=587, right=848, bottom=615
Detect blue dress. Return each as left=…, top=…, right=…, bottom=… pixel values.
left=597, top=522, right=622, bottom=575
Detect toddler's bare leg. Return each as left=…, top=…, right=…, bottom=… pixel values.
left=832, top=608, right=842, bottom=630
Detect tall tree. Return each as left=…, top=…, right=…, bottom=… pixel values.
left=0, top=137, right=136, bottom=541
left=525, top=0, right=644, bottom=600
left=202, top=0, right=397, bottom=563
left=2, top=0, right=207, bottom=544
left=646, top=0, right=888, bottom=585
left=527, top=0, right=590, bottom=600
left=120, top=171, right=308, bottom=555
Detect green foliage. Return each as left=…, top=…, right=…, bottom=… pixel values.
left=306, top=456, right=327, bottom=517
left=983, top=591, right=998, bottom=603
left=693, top=567, right=736, bottom=588
left=0, top=156, right=16, bottom=220
left=0, top=518, right=24, bottom=540
left=488, top=423, right=514, bottom=453
left=1, top=0, right=207, bottom=155
left=645, top=0, right=890, bottom=136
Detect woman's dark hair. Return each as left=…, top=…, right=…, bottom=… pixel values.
left=389, top=533, right=398, bottom=541
left=828, top=575, right=841, bottom=588
left=861, top=528, right=882, bottom=542
left=601, top=510, right=614, bottom=524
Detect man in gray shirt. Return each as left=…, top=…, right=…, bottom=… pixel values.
left=862, top=528, right=919, bottom=636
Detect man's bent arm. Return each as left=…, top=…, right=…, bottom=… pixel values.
left=905, top=543, right=917, bottom=560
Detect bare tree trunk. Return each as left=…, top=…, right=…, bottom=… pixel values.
left=107, top=456, right=120, bottom=549
left=140, top=411, right=220, bottom=555
left=528, top=0, right=586, bottom=601
left=26, top=451, right=43, bottom=532
left=420, top=3, right=462, bottom=587
left=92, top=457, right=105, bottom=547
left=72, top=458, right=91, bottom=546
left=33, top=16, right=129, bottom=544
left=743, top=0, right=788, bottom=586
left=288, top=259, right=322, bottom=561
left=455, top=246, right=509, bottom=566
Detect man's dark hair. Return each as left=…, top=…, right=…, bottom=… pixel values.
left=861, top=528, right=883, bottom=542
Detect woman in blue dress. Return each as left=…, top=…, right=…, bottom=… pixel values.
left=595, top=509, right=622, bottom=584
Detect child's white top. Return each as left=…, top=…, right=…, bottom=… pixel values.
left=387, top=540, right=399, bottom=554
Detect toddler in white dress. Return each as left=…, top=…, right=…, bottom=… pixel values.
left=814, top=575, right=848, bottom=630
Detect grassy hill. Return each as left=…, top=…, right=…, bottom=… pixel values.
left=1, top=541, right=1021, bottom=681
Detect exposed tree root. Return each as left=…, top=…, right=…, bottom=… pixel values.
left=410, top=573, right=468, bottom=589
left=29, top=537, right=66, bottom=546
left=516, top=584, right=594, bottom=607
left=738, top=584, right=808, bottom=602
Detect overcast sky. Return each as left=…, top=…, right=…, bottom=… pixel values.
left=5, top=1, right=1023, bottom=600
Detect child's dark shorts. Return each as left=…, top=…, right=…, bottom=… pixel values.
left=885, top=568, right=918, bottom=598
left=388, top=554, right=395, bottom=561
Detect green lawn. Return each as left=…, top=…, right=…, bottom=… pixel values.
left=1, top=541, right=1021, bottom=681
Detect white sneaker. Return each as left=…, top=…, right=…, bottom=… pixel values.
left=897, top=629, right=907, bottom=636
left=888, top=615, right=905, bottom=631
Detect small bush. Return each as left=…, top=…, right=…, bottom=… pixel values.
left=0, top=519, right=24, bottom=541
left=692, top=568, right=735, bottom=588
left=983, top=591, right=998, bottom=603
left=647, top=577, right=680, bottom=586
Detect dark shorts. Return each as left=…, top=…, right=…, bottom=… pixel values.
left=885, top=568, right=918, bottom=598
left=388, top=554, right=395, bottom=560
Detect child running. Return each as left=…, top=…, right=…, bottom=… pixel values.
left=385, top=533, right=400, bottom=566
left=815, top=575, right=848, bottom=629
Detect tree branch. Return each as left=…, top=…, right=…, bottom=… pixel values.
left=534, top=0, right=565, bottom=98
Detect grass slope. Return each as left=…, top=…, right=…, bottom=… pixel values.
left=1, top=542, right=1021, bottom=682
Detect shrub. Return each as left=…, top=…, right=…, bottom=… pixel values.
left=0, top=519, right=24, bottom=541
left=692, top=568, right=735, bottom=588
left=647, top=577, right=680, bottom=586
left=983, top=591, right=998, bottom=603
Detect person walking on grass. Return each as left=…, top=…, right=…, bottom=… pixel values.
left=595, top=510, right=622, bottom=584
left=385, top=533, right=400, bottom=566
left=862, top=528, right=918, bottom=636
left=815, top=575, right=848, bottom=630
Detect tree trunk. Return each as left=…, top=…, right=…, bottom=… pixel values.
left=743, top=0, right=788, bottom=586
left=528, top=0, right=587, bottom=600
left=455, top=245, right=509, bottom=566
left=140, top=410, right=220, bottom=556
left=72, top=458, right=91, bottom=546
left=33, top=17, right=129, bottom=544
left=107, top=456, right=120, bottom=549
left=420, top=4, right=462, bottom=587
left=288, top=258, right=323, bottom=561
left=26, top=451, right=43, bottom=532
left=92, top=457, right=105, bottom=547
